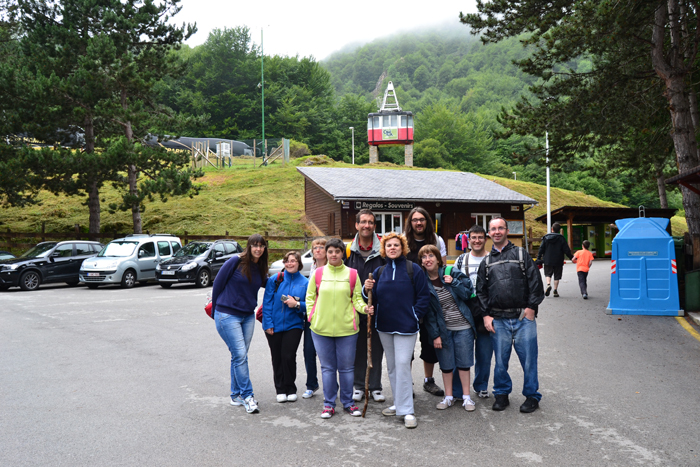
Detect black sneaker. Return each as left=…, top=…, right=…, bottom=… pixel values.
left=553, top=289, right=559, bottom=297
left=545, top=285, right=551, bottom=297
left=492, top=395, right=509, bottom=411
left=423, top=378, right=444, bottom=397
left=583, top=293, right=588, bottom=299
left=520, top=397, right=539, bottom=413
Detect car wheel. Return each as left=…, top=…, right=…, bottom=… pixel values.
left=159, top=283, right=172, bottom=288
left=19, top=271, right=41, bottom=291
left=196, top=269, right=211, bottom=288
left=86, top=284, right=99, bottom=289
left=66, top=281, right=80, bottom=287
left=121, top=269, right=136, bottom=288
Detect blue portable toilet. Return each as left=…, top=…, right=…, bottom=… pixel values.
left=606, top=217, right=683, bottom=316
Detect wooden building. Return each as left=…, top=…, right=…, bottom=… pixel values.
left=297, top=167, right=537, bottom=258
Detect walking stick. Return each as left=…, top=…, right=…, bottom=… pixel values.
left=362, top=273, right=373, bottom=418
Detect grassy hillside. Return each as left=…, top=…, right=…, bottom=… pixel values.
left=0, top=157, right=688, bottom=250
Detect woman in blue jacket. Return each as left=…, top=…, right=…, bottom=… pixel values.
left=364, top=232, right=430, bottom=428
left=212, top=234, right=268, bottom=415
left=262, top=251, right=309, bottom=403
left=419, top=244, right=477, bottom=412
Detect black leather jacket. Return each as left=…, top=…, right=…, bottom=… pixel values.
left=476, top=241, right=545, bottom=319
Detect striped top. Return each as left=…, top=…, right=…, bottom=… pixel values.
left=431, top=279, right=470, bottom=331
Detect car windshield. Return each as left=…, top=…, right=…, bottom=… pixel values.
left=20, top=243, right=57, bottom=258
left=98, top=241, right=139, bottom=257
left=174, top=242, right=211, bottom=257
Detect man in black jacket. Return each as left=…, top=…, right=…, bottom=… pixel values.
left=537, top=222, right=574, bottom=297
left=477, top=217, right=545, bottom=413
left=345, top=209, right=386, bottom=402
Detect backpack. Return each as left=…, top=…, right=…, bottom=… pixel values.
left=308, top=266, right=359, bottom=330
left=484, top=247, right=527, bottom=281
left=255, top=272, right=284, bottom=323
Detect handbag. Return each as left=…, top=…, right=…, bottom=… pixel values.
left=256, top=272, right=284, bottom=323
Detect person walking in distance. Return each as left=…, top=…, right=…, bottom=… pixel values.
left=477, top=218, right=545, bottom=413
left=536, top=222, right=573, bottom=298
left=572, top=240, right=594, bottom=299
left=345, top=209, right=386, bottom=403
left=404, top=207, right=447, bottom=397
left=453, top=224, right=493, bottom=400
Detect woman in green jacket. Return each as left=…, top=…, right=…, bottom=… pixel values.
left=306, top=238, right=372, bottom=419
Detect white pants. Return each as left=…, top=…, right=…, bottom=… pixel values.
left=378, top=332, right=418, bottom=417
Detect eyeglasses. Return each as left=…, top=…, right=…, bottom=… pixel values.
left=411, top=217, right=427, bottom=224
left=284, top=259, right=298, bottom=264
left=489, top=226, right=507, bottom=232
left=312, top=246, right=325, bottom=251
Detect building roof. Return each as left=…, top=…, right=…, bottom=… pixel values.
left=296, top=167, right=537, bottom=204
left=534, top=206, right=677, bottom=224
left=665, top=164, right=700, bottom=196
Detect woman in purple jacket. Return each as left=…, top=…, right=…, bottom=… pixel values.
left=212, top=234, right=268, bottom=414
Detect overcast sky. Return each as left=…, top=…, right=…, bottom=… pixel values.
left=177, top=0, right=479, bottom=60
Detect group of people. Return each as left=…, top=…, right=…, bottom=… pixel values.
left=210, top=207, right=546, bottom=428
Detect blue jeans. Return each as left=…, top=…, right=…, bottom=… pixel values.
left=473, top=330, right=493, bottom=393
left=435, top=328, right=475, bottom=371
left=311, top=331, right=358, bottom=409
left=491, top=317, right=541, bottom=401
left=303, top=320, right=319, bottom=391
left=215, top=311, right=255, bottom=399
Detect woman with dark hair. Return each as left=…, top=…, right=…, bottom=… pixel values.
left=212, top=234, right=269, bottom=414
left=262, top=251, right=308, bottom=403
left=305, top=238, right=371, bottom=419
left=419, top=244, right=477, bottom=412
left=364, top=232, right=430, bottom=428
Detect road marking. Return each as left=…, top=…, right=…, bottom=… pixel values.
left=676, top=316, right=700, bottom=342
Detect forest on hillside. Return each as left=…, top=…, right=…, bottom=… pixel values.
left=159, top=24, right=682, bottom=211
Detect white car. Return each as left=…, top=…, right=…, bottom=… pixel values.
left=268, top=249, right=314, bottom=278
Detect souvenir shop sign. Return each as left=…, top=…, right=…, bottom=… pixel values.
left=351, top=200, right=415, bottom=211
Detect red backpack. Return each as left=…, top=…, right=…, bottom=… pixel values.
left=255, top=272, right=284, bottom=323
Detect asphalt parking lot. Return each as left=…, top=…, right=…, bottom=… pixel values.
left=2, top=262, right=700, bottom=466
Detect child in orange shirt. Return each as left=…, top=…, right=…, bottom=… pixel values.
left=572, top=240, right=594, bottom=299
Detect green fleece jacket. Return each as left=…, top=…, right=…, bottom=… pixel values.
left=305, top=263, right=367, bottom=337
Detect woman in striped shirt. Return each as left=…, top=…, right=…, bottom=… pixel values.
left=419, top=244, right=477, bottom=412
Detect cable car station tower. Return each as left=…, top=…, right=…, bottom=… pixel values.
left=367, top=81, right=414, bottom=165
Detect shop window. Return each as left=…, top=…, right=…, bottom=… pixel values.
left=473, top=213, right=501, bottom=230
left=374, top=212, right=403, bottom=236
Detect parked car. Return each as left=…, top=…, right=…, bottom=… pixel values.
left=79, top=234, right=181, bottom=288
left=155, top=240, right=243, bottom=288
left=0, top=241, right=104, bottom=291
left=268, top=248, right=315, bottom=278
left=0, top=250, right=15, bottom=260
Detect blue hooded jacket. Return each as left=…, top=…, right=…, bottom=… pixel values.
left=262, top=269, right=308, bottom=332
left=424, top=266, right=476, bottom=342
left=370, top=255, right=430, bottom=335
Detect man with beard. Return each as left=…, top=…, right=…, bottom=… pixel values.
left=404, top=207, right=447, bottom=397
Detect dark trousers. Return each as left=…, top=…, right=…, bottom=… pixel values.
left=577, top=271, right=588, bottom=295
left=303, top=320, right=319, bottom=390
left=353, top=314, right=384, bottom=391
left=419, top=319, right=439, bottom=364
left=265, top=328, right=303, bottom=395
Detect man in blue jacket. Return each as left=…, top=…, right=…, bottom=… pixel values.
left=345, top=209, right=386, bottom=403
left=477, top=217, right=545, bottom=413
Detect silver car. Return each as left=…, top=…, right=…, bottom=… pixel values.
left=79, top=234, right=182, bottom=288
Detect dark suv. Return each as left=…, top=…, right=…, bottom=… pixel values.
left=0, top=241, right=104, bottom=291
left=156, top=240, right=243, bottom=288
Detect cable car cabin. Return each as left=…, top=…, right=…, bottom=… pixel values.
left=367, top=111, right=414, bottom=146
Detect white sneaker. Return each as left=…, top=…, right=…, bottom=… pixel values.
left=477, top=390, right=489, bottom=399
left=230, top=395, right=244, bottom=406
left=436, top=396, right=454, bottom=410
left=352, top=389, right=364, bottom=402
left=404, top=414, right=417, bottom=428
left=382, top=405, right=396, bottom=416
left=302, top=388, right=318, bottom=399
left=463, top=397, right=476, bottom=412
left=244, top=396, right=259, bottom=414
left=371, top=390, right=385, bottom=402
left=276, top=394, right=287, bottom=403
left=286, top=394, right=297, bottom=402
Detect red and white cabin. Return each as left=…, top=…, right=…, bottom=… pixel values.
left=367, top=81, right=414, bottom=146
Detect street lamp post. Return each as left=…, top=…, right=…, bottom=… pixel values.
left=546, top=131, right=551, bottom=233
left=349, top=126, right=355, bottom=164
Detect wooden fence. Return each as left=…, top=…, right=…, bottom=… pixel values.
left=0, top=223, right=335, bottom=258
